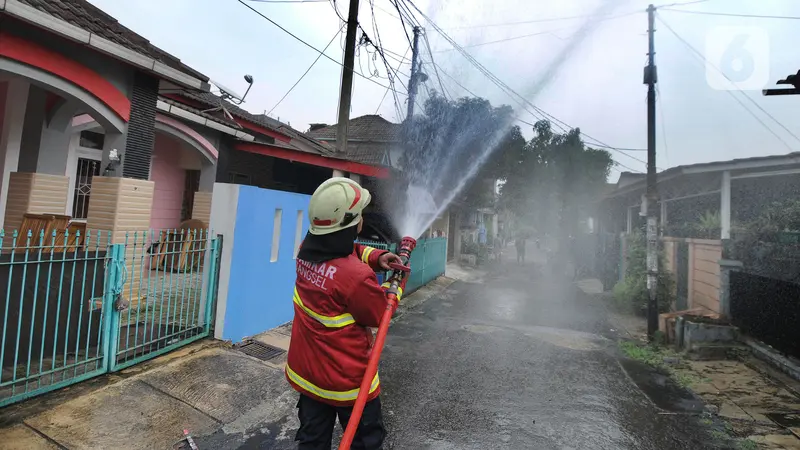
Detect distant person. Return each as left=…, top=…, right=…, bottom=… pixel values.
left=515, top=236, right=526, bottom=264
left=536, top=238, right=541, bottom=250
left=493, top=236, right=503, bottom=263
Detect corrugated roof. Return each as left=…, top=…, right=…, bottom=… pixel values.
left=307, top=115, right=400, bottom=142
left=158, top=96, right=241, bottom=129
left=177, top=91, right=333, bottom=155
left=607, top=152, right=800, bottom=198
left=16, top=0, right=208, bottom=81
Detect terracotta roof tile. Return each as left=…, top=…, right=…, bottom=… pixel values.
left=307, top=115, right=400, bottom=142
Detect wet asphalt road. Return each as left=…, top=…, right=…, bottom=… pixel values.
left=375, top=257, right=722, bottom=450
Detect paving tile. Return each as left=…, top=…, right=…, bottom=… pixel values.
left=0, top=423, right=59, bottom=450
left=141, top=348, right=289, bottom=424
left=719, top=401, right=753, bottom=421
left=24, top=379, right=219, bottom=450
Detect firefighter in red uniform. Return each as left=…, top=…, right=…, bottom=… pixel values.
left=287, top=177, right=403, bottom=449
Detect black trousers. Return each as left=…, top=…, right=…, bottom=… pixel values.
left=295, top=394, right=385, bottom=450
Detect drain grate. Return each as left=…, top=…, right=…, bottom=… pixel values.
left=236, top=341, right=286, bottom=361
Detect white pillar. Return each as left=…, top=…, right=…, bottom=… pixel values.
left=660, top=201, right=667, bottom=235
left=332, top=169, right=345, bottom=178
left=720, top=170, right=731, bottom=239
left=349, top=173, right=361, bottom=184
left=0, top=79, right=29, bottom=231
left=626, top=206, right=633, bottom=234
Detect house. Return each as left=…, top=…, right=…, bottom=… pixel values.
left=598, top=152, right=800, bottom=315
left=0, top=0, right=222, bottom=240
left=307, top=114, right=402, bottom=169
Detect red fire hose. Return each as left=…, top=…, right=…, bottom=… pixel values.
left=338, top=237, right=417, bottom=450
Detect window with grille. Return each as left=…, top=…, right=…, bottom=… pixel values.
left=72, top=158, right=101, bottom=219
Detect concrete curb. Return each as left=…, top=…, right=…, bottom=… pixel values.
left=744, top=337, right=800, bottom=382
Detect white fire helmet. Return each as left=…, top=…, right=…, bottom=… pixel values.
left=308, top=177, right=371, bottom=235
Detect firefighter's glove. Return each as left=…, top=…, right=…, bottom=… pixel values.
left=378, top=252, right=402, bottom=270
left=381, top=282, right=403, bottom=302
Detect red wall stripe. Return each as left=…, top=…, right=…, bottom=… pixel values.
left=235, top=142, right=389, bottom=179
left=0, top=32, right=131, bottom=122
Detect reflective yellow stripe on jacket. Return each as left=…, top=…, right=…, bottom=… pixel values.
left=286, top=364, right=380, bottom=402
left=381, top=283, right=403, bottom=301
left=360, top=246, right=376, bottom=264
left=293, top=288, right=355, bottom=328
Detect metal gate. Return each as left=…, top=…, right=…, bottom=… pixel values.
left=0, top=229, right=221, bottom=407
left=675, top=240, right=689, bottom=310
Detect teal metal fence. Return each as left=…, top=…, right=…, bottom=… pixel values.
left=354, top=238, right=447, bottom=292
left=405, top=237, right=447, bottom=294
left=0, top=228, right=221, bottom=408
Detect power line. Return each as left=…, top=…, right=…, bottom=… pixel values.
left=661, top=8, right=800, bottom=20
left=234, top=0, right=405, bottom=94
left=436, top=62, right=645, bottom=173
left=420, top=30, right=450, bottom=99
left=248, top=0, right=327, bottom=2
left=376, top=46, right=411, bottom=114
left=448, top=9, right=642, bottom=30
left=657, top=14, right=800, bottom=151
left=400, top=0, right=648, bottom=167
left=433, top=30, right=560, bottom=53
left=268, top=24, right=345, bottom=116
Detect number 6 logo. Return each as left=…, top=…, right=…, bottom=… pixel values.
left=705, top=26, right=770, bottom=91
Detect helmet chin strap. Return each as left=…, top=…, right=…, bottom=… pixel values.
left=341, top=212, right=358, bottom=228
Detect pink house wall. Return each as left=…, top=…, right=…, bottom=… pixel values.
left=150, top=133, right=186, bottom=231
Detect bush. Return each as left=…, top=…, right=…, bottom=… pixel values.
left=612, top=231, right=675, bottom=316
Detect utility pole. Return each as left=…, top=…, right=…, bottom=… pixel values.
left=644, top=4, right=659, bottom=339
left=335, top=0, right=361, bottom=154
left=406, top=26, right=422, bottom=120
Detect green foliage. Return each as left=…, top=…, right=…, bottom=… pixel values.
left=400, top=94, right=519, bottom=209
left=497, top=120, right=614, bottom=238
left=742, top=198, right=800, bottom=239
left=612, top=232, right=675, bottom=316
left=696, top=210, right=721, bottom=236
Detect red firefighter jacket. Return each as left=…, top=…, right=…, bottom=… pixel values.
left=286, top=244, right=399, bottom=406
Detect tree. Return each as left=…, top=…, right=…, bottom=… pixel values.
left=498, top=120, right=613, bottom=248
left=399, top=93, right=522, bottom=209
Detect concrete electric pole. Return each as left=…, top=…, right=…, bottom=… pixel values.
left=644, top=4, right=659, bottom=339
left=406, top=26, right=422, bottom=120
left=335, top=0, right=361, bottom=154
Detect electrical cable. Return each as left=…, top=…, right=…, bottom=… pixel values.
left=267, top=24, right=346, bottom=116
left=234, top=0, right=405, bottom=94
left=433, top=61, right=644, bottom=172
left=434, top=30, right=561, bottom=53
left=400, top=0, right=648, bottom=166
left=448, top=9, right=643, bottom=30
left=420, top=29, right=450, bottom=99
left=376, top=46, right=411, bottom=114
left=657, top=14, right=800, bottom=151
left=248, top=0, right=327, bottom=2
left=661, top=8, right=800, bottom=20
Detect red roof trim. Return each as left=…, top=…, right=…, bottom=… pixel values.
left=235, top=142, right=389, bottom=179
left=162, top=93, right=208, bottom=110
left=0, top=32, right=131, bottom=122
left=235, top=119, right=292, bottom=143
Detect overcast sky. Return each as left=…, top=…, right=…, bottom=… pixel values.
left=88, top=0, right=800, bottom=180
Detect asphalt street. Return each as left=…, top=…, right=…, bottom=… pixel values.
left=227, top=248, right=725, bottom=450
left=375, top=254, right=724, bottom=450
